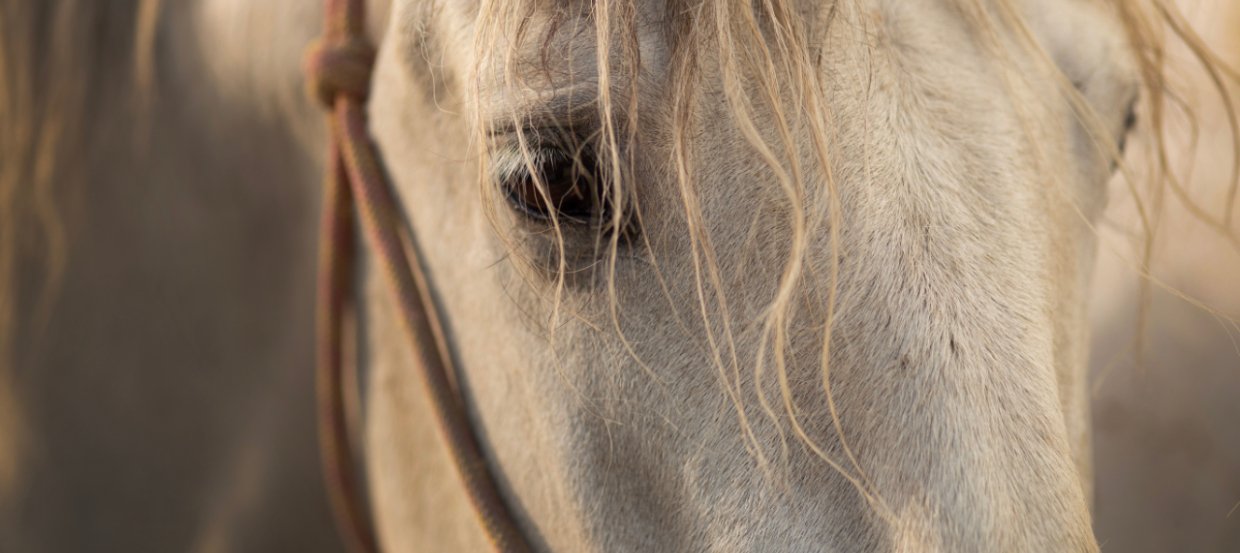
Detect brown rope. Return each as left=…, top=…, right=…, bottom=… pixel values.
left=305, top=1, right=532, bottom=551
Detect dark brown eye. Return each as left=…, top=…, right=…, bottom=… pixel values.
left=500, top=145, right=610, bottom=224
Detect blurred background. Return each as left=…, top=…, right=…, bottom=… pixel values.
left=0, top=1, right=1237, bottom=552
left=1089, top=1, right=1240, bottom=551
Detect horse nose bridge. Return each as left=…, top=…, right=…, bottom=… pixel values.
left=857, top=343, right=1098, bottom=551
left=880, top=495, right=1100, bottom=553
left=808, top=222, right=1101, bottom=549
left=836, top=361, right=1097, bottom=550
left=875, top=451, right=1101, bottom=551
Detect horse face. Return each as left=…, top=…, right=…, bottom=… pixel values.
left=364, top=0, right=1138, bottom=550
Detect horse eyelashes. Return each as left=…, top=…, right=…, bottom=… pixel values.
left=497, top=137, right=618, bottom=229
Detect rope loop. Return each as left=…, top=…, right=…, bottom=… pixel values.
left=305, top=36, right=376, bottom=108
left=311, top=1, right=533, bottom=550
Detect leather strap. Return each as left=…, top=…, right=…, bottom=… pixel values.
left=305, top=1, right=532, bottom=551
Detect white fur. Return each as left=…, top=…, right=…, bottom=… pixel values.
left=358, top=0, right=1137, bottom=551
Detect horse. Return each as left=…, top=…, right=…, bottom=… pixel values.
left=2, top=0, right=1237, bottom=551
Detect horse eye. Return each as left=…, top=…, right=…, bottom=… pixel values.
left=501, top=146, right=610, bottom=224
left=1118, top=104, right=1138, bottom=154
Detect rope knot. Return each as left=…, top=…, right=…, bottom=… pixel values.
left=305, top=36, right=377, bottom=108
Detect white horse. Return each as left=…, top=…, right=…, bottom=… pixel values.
left=2, top=0, right=1237, bottom=551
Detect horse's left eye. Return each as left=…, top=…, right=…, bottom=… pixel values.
left=500, top=145, right=611, bottom=225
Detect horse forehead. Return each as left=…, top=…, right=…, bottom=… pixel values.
left=408, top=0, right=1126, bottom=76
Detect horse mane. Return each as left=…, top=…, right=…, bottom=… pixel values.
left=0, top=0, right=162, bottom=497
